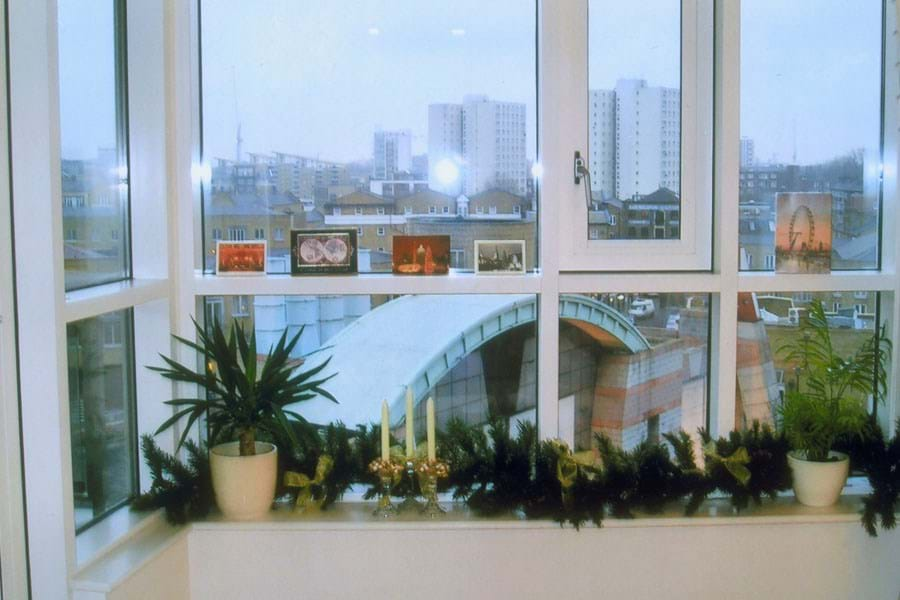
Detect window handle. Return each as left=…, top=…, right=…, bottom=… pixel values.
left=574, top=151, right=592, bottom=210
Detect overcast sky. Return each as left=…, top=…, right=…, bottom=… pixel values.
left=59, top=0, right=882, bottom=169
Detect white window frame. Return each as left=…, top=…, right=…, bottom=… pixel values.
left=554, top=0, right=714, bottom=271
left=4, top=2, right=900, bottom=597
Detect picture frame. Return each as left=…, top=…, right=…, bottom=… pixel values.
left=775, top=192, right=832, bottom=274
left=474, top=240, right=526, bottom=275
left=215, top=240, right=267, bottom=275
left=291, top=229, right=358, bottom=275
left=392, top=235, right=450, bottom=275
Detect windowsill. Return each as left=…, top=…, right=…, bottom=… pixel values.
left=69, top=491, right=896, bottom=595
left=75, top=505, right=168, bottom=570
left=64, top=277, right=170, bottom=322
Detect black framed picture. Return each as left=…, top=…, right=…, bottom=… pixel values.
left=290, top=229, right=358, bottom=275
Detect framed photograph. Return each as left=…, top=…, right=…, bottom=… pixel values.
left=291, top=229, right=357, bottom=275
left=775, top=192, right=832, bottom=274
left=475, top=240, right=526, bottom=275
left=392, top=235, right=450, bottom=275
left=215, top=241, right=267, bottom=275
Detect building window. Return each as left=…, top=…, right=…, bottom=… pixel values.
left=254, top=228, right=265, bottom=240
left=429, top=206, right=437, bottom=214
left=227, top=227, right=246, bottom=241
left=377, top=207, right=386, bottom=215
left=450, top=249, right=465, bottom=269
left=273, top=228, right=284, bottom=242
left=764, top=255, right=775, bottom=270
left=65, top=229, right=78, bottom=242
left=404, top=206, right=413, bottom=215
left=357, top=227, right=364, bottom=237
left=232, top=296, right=250, bottom=317
left=212, top=228, right=222, bottom=241
left=513, top=205, right=521, bottom=214
left=377, top=227, right=385, bottom=236
left=67, top=309, right=136, bottom=531
left=489, top=206, right=497, bottom=215
left=442, top=206, right=450, bottom=214
left=333, top=207, right=341, bottom=216
left=355, top=207, right=363, bottom=215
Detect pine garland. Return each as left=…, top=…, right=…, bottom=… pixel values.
left=133, top=417, right=899, bottom=536
left=133, top=434, right=213, bottom=525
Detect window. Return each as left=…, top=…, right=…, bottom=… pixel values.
left=67, top=310, right=136, bottom=531
left=59, top=0, right=130, bottom=291
left=212, top=228, right=222, bottom=241
left=254, top=227, right=265, bottom=240
left=738, top=292, right=882, bottom=430
left=739, top=1, right=881, bottom=270
left=201, top=0, right=536, bottom=273
left=377, top=227, right=385, bottom=236
left=561, top=293, right=709, bottom=451
left=357, top=226, right=364, bottom=237
left=227, top=226, right=245, bottom=241
left=203, top=294, right=537, bottom=435
left=232, top=296, right=250, bottom=317
left=273, top=227, right=284, bottom=242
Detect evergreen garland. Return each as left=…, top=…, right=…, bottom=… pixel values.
left=133, top=434, right=213, bottom=525
left=133, top=417, right=898, bottom=537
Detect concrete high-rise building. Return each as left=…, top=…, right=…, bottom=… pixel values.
left=588, top=89, right=616, bottom=200
left=427, top=104, right=464, bottom=195
left=614, top=79, right=680, bottom=200
left=588, top=79, right=680, bottom=202
left=373, top=130, right=412, bottom=181
left=427, top=95, right=527, bottom=197
left=740, top=137, right=755, bottom=168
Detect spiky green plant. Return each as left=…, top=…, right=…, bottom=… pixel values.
left=149, top=318, right=337, bottom=456
left=777, top=300, right=891, bottom=462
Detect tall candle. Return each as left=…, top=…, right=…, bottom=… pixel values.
left=405, top=386, right=415, bottom=458
left=381, top=400, right=390, bottom=461
left=426, top=397, right=436, bottom=461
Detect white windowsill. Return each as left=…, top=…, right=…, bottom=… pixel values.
left=69, top=489, right=893, bottom=595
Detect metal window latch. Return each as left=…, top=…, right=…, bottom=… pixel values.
left=574, top=151, right=592, bottom=210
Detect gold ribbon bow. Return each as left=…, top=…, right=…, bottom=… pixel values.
left=550, top=440, right=598, bottom=490
left=284, top=455, right=334, bottom=510
left=703, top=442, right=751, bottom=487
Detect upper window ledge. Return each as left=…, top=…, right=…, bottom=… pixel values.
left=64, top=278, right=169, bottom=323
left=191, top=271, right=544, bottom=296
left=737, top=269, right=896, bottom=293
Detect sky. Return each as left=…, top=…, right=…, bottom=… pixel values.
left=58, top=0, right=883, bottom=169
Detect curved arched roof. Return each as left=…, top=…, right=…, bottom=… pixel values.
left=298, top=294, right=649, bottom=427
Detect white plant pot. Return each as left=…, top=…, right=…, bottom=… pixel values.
left=210, top=441, right=278, bottom=520
left=787, top=450, right=849, bottom=507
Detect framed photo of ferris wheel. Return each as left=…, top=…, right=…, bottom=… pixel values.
left=775, top=192, right=832, bottom=274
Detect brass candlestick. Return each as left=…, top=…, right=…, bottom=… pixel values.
left=398, top=458, right=424, bottom=512
left=416, top=459, right=450, bottom=518
left=368, top=458, right=402, bottom=518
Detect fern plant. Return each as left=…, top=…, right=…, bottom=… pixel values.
left=776, top=300, right=891, bottom=462
left=149, top=318, right=336, bottom=456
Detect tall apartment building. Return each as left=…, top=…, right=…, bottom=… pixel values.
left=588, top=89, right=616, bottom=200
left=372, top=130, right=412, bottom=180
left=428, top=95, right=527, bottom=197
left=740, top=137, right=756, bottom=167
left=588, top=79, right=680, bottom=201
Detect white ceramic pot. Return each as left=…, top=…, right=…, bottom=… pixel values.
left=210, top=441, right=278, bottom=520
left=787, top=450, right=849, bottom=507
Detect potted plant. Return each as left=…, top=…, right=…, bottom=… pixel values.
left=150, top=318, right=336, bottom=519
left=777, top=300, right=890, bottom=506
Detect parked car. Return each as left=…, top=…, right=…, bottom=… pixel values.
left=628, top=298, right=655, bottom=319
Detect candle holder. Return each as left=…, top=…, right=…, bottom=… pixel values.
left=368, top=458, right=403, bottom=518
left=416, top=459, right=450, bottom=518
left=397, top=458, right=424, bottom=513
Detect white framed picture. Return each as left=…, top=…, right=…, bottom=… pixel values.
left=474, top=240, right=526, bottom=275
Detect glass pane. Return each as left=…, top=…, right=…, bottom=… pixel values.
left=736, top=291, right=880, bottom=430
left=201, top=1, right=537, bottom=273
left=202, top=294, right=537, bottom=434
left=588, top=1, right=681, bottom=241
left=67, top=309, right=136, bottom=530
left=740, top=1, right=881, bottom=271
left=58, top=0, right=130, bottom=290
left=560, top=293, right=708, bottom=451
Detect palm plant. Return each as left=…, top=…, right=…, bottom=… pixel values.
left=776, top=300, right=891, bottom=462
left=150, top=318, right=337, bottom=456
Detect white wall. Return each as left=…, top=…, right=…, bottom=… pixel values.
left=186, top=520, right=900, bottom=600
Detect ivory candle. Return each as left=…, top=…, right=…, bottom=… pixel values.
left=381, top=400, right=390, bottom=461
left=426, top=397, right=436, bottom=461
left=405, top=386, right=415, bottom=457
